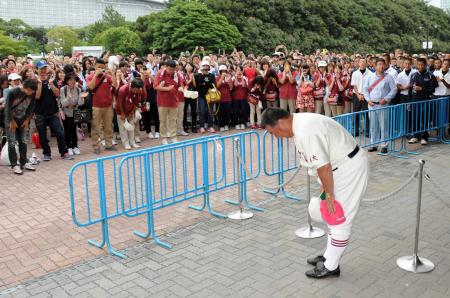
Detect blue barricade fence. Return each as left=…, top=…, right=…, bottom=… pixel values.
left=69, top=97, right=450, bottom=257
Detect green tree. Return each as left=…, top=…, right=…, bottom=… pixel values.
left=0, top=19, right=31, bottom=40
left=134, top=13, right=161, bottom=53
left=202, top=0, right=450, bottom=53
left=95, top=26, right=143, bottom=55
left=0, top=31, right=27, bottom=56
left=147, top=0, right=241, bottom=54
left=80, top=5, right=130, bottom=43
left=45, top=26, right=80, bottom=55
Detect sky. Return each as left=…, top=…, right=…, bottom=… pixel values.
left=429, top=0, right=441, bottom=7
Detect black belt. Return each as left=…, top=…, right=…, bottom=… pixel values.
left=333, top=146, right=360, bottom=171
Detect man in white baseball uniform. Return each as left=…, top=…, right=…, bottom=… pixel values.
left=262, top=108, right=369, bottom=278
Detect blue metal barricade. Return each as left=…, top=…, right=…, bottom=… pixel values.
left=117, top=131, right=262, bottom=249
left=68, top=135, right=221, bottom=258
left=262, top=131, right=299, bottom=200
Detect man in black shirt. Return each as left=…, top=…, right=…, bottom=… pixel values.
left=408, top=58, right=438, bottom=145
left=4, top=79, right=38, bottom=175
left=194, top=61, right=216, bottom=133
left=34, top=60, right=72, bottom=161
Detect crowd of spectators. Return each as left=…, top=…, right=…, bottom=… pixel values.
left=1, top=46, right=449, bottom=175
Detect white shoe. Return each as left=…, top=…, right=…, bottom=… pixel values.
left=131, top=143, right=141, bottom=148
left=73, top=147, right=81, bottom=155
left=112, top=139, right=118, bottom=145
left=178, top=130, right=189, bottom=136
left=23, top=163, right=36, bottom=171
left=171, top=138, right=178, bottom=143
left=420, top=139, right=428, bottom=145
left=12, top=165, right=23, bottom=175
left=100, top=140, right=106, bottom=146
left=154, top=132, right=160, bottom=139
left=240, top=124, right=246, bottom=130
left=68, top=148, right=74, bottom=156
left=162, top=138, right=168, bottom=145
left=235, top=125, right=240, bottom=130
left=124, top=143, right=131, bottom=150
left=225, top=126, right=229, bottom=131
left=199, top=127, right=206, bottom=133
left=135, top=137, right=141, bottom=143
left=208, top=127, right=215, bottom=133
left=148, top=132, right=155, bottom=139
left=220, top=127, right=225, bottom=132
left=408, top=137, right=419, bottom=144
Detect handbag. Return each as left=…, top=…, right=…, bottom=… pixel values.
left=313, top=87, right=325, bottom=99
left=327, top=94, right=338, bottom=105
left=265, top=91, right=277, bottom=101
left=183, top=90, right=199, bottom=99
left=73, top=108, right=92, bottom=124
left=206, top=84, right=221, bottom=104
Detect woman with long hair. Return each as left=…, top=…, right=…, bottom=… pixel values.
left=278, top=60, right=297, bottom=113
left=296, top=63, right=315, bottom=113
left=263, top=68, right=279, bottom=108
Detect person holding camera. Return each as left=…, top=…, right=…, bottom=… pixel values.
left=35, top=61, right=72, bottom=161
left=86, top=58, right=118, bottom=154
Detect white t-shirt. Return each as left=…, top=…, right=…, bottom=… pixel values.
left=350, top=68, right=371, bottom=94
left=433, top=69, right=450, bottom=96
left=292, top=113, right=357, bottom=176
left=396, top=69, right=417, bottom=96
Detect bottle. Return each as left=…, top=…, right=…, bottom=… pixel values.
left=319, top=192, right=346, bottom=225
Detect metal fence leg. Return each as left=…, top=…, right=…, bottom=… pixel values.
left=397, top=160, right=434, bottom=273
left=228, top=137, right=254, bottom=220
left=295, top=173, right=325, bottom=239
left=88, top=219, right=126, bottom=259
left=134, top=212, right=172, bottom=249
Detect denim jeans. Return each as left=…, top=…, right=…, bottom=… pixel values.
left=6, top=121, right=27, bottom=167
left=198, top=97, right=213, bottom=128
left=35, top=114, right=68, bottom=157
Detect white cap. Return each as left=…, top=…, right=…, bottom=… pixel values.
left=318, top=60, right=327, bottom=67
left=200, top=61, right=210, bottom=69
left=218, top=65, right=227, bottom=71
left=8, top=73, right=22, bottom=81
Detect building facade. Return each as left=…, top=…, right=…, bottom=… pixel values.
left=0, top=0, right=166, bottom=28
left=442, top=0, right=450, bottom=11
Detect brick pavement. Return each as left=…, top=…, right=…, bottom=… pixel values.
left=0, top=136, right=449, bottom=297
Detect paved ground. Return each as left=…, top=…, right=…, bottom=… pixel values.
left=0, top=132, right=449, bottom=297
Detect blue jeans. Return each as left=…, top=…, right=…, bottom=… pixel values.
left=198, top=97, right=213, bottom=128
left=35, top=114, right=68, bottom=157
left=6, top=121, right=27, bottom=167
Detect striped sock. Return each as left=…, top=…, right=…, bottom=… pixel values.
left=323, top=237, right=349, bottom=271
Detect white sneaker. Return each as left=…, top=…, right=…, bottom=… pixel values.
left=135, top=137, right=141, bottom=143
left=225, top=126, right=229, bottom=131
left=148, top=132, right=155, bottom=139
left=220, top=127, right=225, bottom=132
left=124, top=143, right=131, bottom=150
left=23, top=163, right=36, bottom=171
left=162, top=138, right=168, bottom=145
left=100, top=140, right=106, bottom=146
left=68, top=148, right=74, bottom=156
left=13, top=165, right=23, bottom=175
left=154, top=132, right=160, bottom=139
left=240, top=124, right=246, bottom=130
left=208, top=127, right=215, bottom=133
left=73, top=147, right=81, bottom=155
left=235, top=125, right=240, bottom=130
left=171, top=138, right=178, bottom=143
left=420, top=139, right=428, bottom=145
left=199, top=127, right=206, bottom=133
left=178, top=130, right=189, bottom=136
left=112, top=139, right=118, bottom=145
left=131, top=143, right=141, bottom=148
left=408, top=137, right=419, bottom=144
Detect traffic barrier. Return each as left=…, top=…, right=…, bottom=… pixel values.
left=117, top=131, right=262, bottom=250
left=69, top=135, right=221, bottom=258
left=262, top=131, right=299, bottom=200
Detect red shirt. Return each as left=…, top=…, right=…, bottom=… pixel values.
left=232, top=77, right=248, bottom=101
left=153, top=69, right=180, bottom=108
left=244, top=67, right=257, bottom=86
left=86, top=74, right=114, bottom=108
left=116, top=84, right=146, bottom=116
left=216, top=76, right=233, bottom=102
left=278, top=71, right=298, bottom=99
left=313, top=71, right=327, bottom=89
